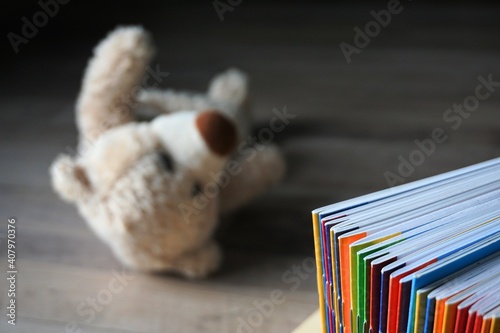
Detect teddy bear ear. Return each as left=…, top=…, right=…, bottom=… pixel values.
left=195, top=110, right=237, bottom=156
left=50, top=155, right=93, bottom=202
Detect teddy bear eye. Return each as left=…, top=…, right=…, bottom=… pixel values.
left=158, top=153, right=174, bottom=172
left=191, top=182, right=202, bottom=197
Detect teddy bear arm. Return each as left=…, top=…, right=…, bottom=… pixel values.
left=219, top=144, right=285, bottom=214
left=50, top=154, right=93, bottom=202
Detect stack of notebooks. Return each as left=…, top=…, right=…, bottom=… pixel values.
left=311, top=158, right=500, bottom=333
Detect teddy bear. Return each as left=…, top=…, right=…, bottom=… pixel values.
left=50, top=26, right=285, bottom=278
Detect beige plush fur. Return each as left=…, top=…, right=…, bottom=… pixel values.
left=50, top=26, right=285, bottom=278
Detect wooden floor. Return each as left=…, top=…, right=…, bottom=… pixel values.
left=1, top=2, right=500, bottom=332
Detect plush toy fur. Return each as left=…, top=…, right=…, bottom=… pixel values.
left=50, top=26, right=285, bottom=278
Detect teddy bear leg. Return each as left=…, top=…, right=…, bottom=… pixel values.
left=219, top=144, right=285, bottom=213
left=76, top=26, right=154, bottom=144
left=171, top=241, right=222, bottom=279
left=207, top=68, right=251, bottom=139
left=208, top=68, right=248, bottom=109
left=137, top=89, right=216, bottom=116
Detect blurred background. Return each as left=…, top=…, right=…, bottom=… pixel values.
left=1, top=1, right=500, bottom=332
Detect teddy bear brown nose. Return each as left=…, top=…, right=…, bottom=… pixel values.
left=195, top=110, right=237, bottom=156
